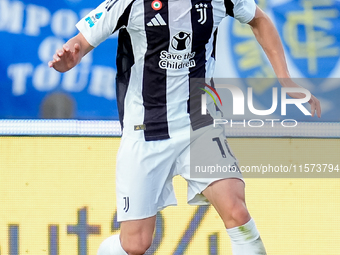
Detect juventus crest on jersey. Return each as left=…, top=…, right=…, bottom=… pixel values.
left=77, top=0, right=256, bottom=141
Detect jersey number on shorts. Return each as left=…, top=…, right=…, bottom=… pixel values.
left=212, top=137, right=237, bottom=160
left=212, top=137, right=226, bottom=158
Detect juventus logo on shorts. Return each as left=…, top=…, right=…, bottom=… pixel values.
left=195, top=3, right=208, bottom=25
left=123, top=197, right=130, bottom=212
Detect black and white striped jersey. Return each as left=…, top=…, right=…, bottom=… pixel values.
left=76, top=0, right=256, bottom=141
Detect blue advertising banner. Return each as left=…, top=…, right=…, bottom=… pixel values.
left=0, top=0, right=119, bottom=119
left=0, top=0, right=339, bottom=121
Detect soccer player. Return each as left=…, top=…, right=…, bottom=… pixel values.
left=49, top=0, right=321, bottom=254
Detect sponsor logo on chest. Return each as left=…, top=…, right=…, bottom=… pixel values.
left=159, top=31, right=196, bottom=70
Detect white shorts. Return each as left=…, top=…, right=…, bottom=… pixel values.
left=115, top=125, right=242, bottom=222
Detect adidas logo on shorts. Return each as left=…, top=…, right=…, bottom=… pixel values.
left=147, top=13, right=167, bottom=26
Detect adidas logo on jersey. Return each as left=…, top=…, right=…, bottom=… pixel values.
left=147, top=13, right=167, bottom=26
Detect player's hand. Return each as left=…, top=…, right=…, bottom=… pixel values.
left=48, top=43, right=82, bottom=73
left=306, top=94, right=321, bottom=118
left=279, top=78, right=321, bottom=118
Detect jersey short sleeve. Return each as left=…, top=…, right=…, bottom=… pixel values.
left=225, top=0, right=256, bottom=24
left=76, top=0, right=134, bottom=47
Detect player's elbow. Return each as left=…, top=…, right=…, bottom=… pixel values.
left=248, top=6, right=268, bottom=28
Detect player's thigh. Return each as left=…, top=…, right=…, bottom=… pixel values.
left=202, top=178, right=250, bottom=228
left=116, top=135, right=179, bottom=221
left=189, top=124, right=242, bottom=179
left=177, top=125, right=243, bottom=205
left=202, top=178, right=246, bottom=212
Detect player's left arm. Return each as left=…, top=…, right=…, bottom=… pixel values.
left=248, top=6, right=321, bottom=118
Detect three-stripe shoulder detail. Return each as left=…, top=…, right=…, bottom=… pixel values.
left=224, top=0, right=235, bottom=17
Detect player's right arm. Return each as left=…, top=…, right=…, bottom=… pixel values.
left=247, top=6, right=321, bottom=117
left=48, top=32, right=94, bottom=73
left=48, top=0, right=134, bottom=73
left=225, top=0, right=321, bottom=118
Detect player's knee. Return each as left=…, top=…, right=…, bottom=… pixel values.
left=121, top=234, right=152, bottom=255
left=229, top=201, right=250, bottom=224
left=219, top=197, right=250, bottom=227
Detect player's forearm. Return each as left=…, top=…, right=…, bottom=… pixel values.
left=49, top=32, right=94, bottom=73
left=66, top=33, right=94, bottom=61
left=62, top=33, right=94, bottom=71
left=248, top=7, right=291, bottom=81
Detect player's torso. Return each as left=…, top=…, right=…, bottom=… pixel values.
left=118, top=0, right=227, bottom=141
left=126, top=0, right=226, bottom=69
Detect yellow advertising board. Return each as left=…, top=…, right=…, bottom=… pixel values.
left=0, top=137, right=339, bottom=255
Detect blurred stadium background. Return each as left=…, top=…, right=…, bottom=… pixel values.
left=0, top=0, right=340, bottom=254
